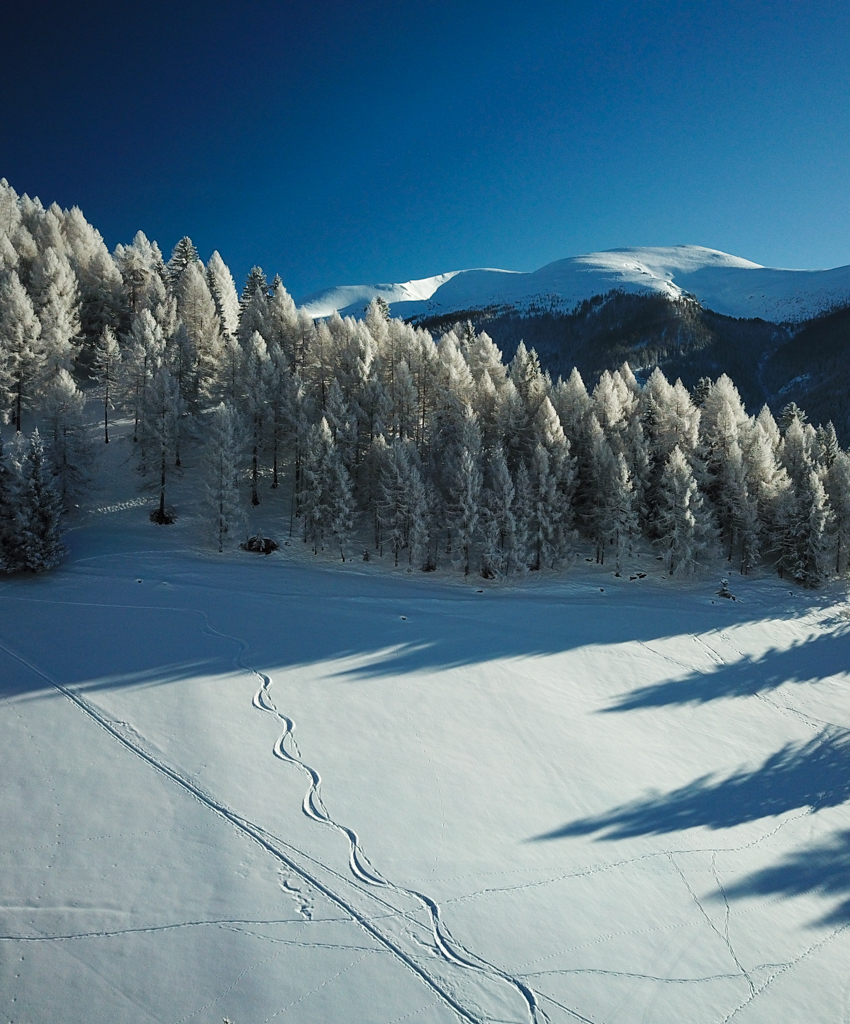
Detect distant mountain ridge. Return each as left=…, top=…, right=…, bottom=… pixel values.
left=300, top=245, right=850, bottom=324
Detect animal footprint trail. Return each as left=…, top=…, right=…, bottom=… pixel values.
left=250, top=666, right=551, bottom=1024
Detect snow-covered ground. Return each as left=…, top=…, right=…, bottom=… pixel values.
left=4, top=428, right=850, bottom=1024
left=300, top=246, right=850, bottom=323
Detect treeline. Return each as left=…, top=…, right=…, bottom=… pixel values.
left=0, top=178, right=847, bottom=586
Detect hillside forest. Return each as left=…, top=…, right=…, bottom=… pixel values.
left=0, top=179, right=847, bottom=587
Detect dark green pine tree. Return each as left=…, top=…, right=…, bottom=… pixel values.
left=240, top=266, right=269, bottom=308
left=690, top=376, right=713, bottom=408
left=15, top=429, right=64, bottom=572
left=166, top=236, right=200, bottom=286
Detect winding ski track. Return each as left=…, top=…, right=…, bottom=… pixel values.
left=0, top=597, right=554, bottom=1024
left=232, top=621, right=550, bottom=1024
left=8, top=580, right=845, bottom=1022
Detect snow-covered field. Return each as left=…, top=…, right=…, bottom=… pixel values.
left=300, top=245, right=850, bottom=323
left=4, top=491, right=850, bottom=1023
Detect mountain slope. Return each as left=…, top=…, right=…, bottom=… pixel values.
left=301, top=245, right=850, bottom=323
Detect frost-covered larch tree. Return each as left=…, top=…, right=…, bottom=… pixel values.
left=176, top=261, right=223, bottom=407
left=29, top=245, right=81, bottom=376
left=13, top=429, right=64, bottom=571
left=205, top=251, right=241, bottom=343
left=481, top=445, right=517, bottom=577
left=379, top=438, right=428, bottom=567
left=143, top=366, right=182, bottom=524
left=241, top=331, right=272, bottom=506
left=0, top=434, right=19, bottom=572
left=827, top=451, right=850, bottom=575
left=204, top=403, right=246, bottom=552
left=0, top=268, right=44, bottom=431
left=91, top=326, right=121, bottom=443
left=301, top=418, right=354, bottom=560
left=122, top=308, right=165, bottom=448
left=655, top=446, right=717, bottom=575
left=42, top=369, right=89, bottom=504
left=780, top=467, right=832, bottom=586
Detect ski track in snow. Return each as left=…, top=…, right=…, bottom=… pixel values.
left=239, top=623, right=552, bottom=1024
left=0, top=595, right=556, bottom=1024
left=4, top=584, right=850, bottom=1023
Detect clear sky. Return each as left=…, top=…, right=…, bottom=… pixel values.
left=3, top=0, right=849, bottom=298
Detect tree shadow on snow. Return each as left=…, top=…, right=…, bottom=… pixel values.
left=531, top=727, right=850, bottom=842
left=604, top=630, right=850, bottom=712
left=718, top=829, right=850, bottom=926
left=0, top=552, right=843, bottom=697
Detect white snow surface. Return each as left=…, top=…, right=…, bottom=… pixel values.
left=5, top=428, right=850, bottom=1023
left=298, top=271, right=480, bottom=318
left=301, top=246, right=850, bottom=323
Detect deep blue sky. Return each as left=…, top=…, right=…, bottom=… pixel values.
left=3, top=1, right=849, bottom=298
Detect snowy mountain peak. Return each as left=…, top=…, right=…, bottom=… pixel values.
left=301, top=245, right=850, bottom=323
left=298, top=268, right=519, bottom=319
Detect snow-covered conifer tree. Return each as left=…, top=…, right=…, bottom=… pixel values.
left=507, top=342, right=547, bottom=462
left=827, top=451, right=850, bottom=575
left=465, top=330, right=506, bottom=390
left=450, top=446, right=482, bottom=575
left=655, top=446, right=717, bottom=575
left=593, top=370, right=628, bottom=448
left=204, top=403, right=245, bottom=552
left=60, top=205, right=123, bottom=349
left=238, top=267, right=270, bottom=345
left=143, top=366, right=182, bottom=524
left=528, top=442, right=560, bottom=570
left=205, top=251, right=241, bottom=341
left=0, top=269, right=44, bottom=430
left=699, top=375, right=757, bottom=566
left=14, top=429, right=63, bottom=570
left=378, top=439, right=428, bottom=566
left=513, top=460, right=532, bottom=571
left=265, top=275, right=299, bottom=367
left=166, top=236, right=199, bottom=286
left=389, top=358, right=418, bottom=441
left=114, top=231, right=166, bottom=317
left=176, top=261, right=222, bottom=405
left=781, top=468, right=832, bottom=586
left=301, top=418, right=354, bottom=560
left=122, top=309, right=165, bottom=447
left=494, top=377, right=527, bottom=473
left=481, top=446, right=516, bottom=576
left=29, top=246, right=80, bottom=375
left=42, top=369, right=89, bottom=504
left=325, top=377, right=358, bottom=470
left=0, top=435, right=20, bottom=572
left=781, top=415, right=815, bottom=489
left=815, top=422, right=840, bottom=470
left=217, top=331, right=244, bottom=406
left=265, top=346, right=291, bottom=489
left=743, top=419, right=790, bottom=553
left=780, top=401, right=807, bottom=433
left=242, top=331, right=271, bottom=505
left=510, top=341, right=547, bottom=419
left=591, top=447, right=640, bottom=571
left=91, top=326, right=121, bottom=443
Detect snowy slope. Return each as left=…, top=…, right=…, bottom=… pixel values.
left=302, top=246, right=850, bottom=323
left=4, top=484, right=850, bottom=1022
left=298, top=270, right=491, bottom=318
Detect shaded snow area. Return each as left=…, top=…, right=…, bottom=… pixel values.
left=301, top=245, right=850, bottom=323
left=4, top=524, right=850, bottom=1024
